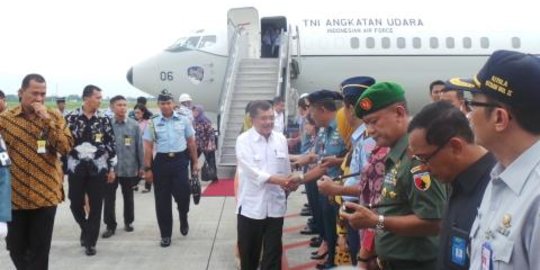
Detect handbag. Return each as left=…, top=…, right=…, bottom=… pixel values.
left=201, top=160, right=217, bottom=181
left=189, top=174, right=201, bottom=205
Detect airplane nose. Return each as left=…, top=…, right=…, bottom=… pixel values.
left=126, top=67, right=133, bottom=85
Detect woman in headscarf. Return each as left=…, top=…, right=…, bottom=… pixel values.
left=192, top=105, right=218, bottom=182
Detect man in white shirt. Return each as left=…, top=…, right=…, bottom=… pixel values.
left=464, top=50, right=540, bottom=270
left=272, top=96, right=285, bottom=134
left=235, top=100, right=298, bottom=270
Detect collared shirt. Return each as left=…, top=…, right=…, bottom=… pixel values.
left=143, top=112, right=194, bottom=153
left=235, top=128, right=291, bottom=220
left=469, top=140, right=540, bottom=270
left=273, top=111, right=285, bottom=134
left=437, top=152, right=496, bottom=270
left=65, top=107, right=117, bottom=173
left=0, top=106, right=73, bottom=210
left=343, top=124, right=375, bottom=201
left=314, top=120, right=346, bottom=178
left=375, top=134, right=446, bottom=262
left=112, top=117, right=144, bottom=177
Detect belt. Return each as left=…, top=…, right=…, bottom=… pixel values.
left=157, top=151, right=184, bottom=158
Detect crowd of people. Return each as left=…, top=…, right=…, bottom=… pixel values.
left=0, top=49, right=539, bottom=270
left=0, top=79, right=218, bottom=267
left=234, top=49, right=540, bottom=270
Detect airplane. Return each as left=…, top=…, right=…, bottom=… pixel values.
left=126, top=6, right=540, bottom=114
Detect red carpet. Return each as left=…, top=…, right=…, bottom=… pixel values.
left=202, top=179, right=235, bottom=197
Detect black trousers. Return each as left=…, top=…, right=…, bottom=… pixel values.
left=7, top=206, right=57, bottom=270
left=68, top=164, right=106, bottom=247
left=153, top=152, right=190, bottom=238
left=103, top=176, right=136, bottom=230
left=237, top=214, right=284, bottom=270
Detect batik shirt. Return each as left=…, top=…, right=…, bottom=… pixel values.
left=65, top=108, right=117, bottom=174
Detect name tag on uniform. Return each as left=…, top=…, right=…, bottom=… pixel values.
left=124, top=136, right=132, bottom=146
left=481, top=242, right=492, bottom=270
left=37, top=140, right=47, bottom=154
left=451, top=236, right=467, bottom=266
left=95, top=133, right=103, bottom=143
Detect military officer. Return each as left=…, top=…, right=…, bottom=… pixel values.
left=292, top=89, right=347, bottom=269
left=143, top=89, right=199, bottom=247
left=340, top=82, right=447, bottom=270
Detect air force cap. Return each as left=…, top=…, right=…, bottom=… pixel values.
left=355, top=82, right=406, bottom=118
left=307, top=89, right=343, bottom=104
left=444, top=78, right=479, bottom=93
left=340, top=76, right=376, bottom=98
left=158, top=89, right=173, bottom=101
left=474, top=50, right=540, bottom=107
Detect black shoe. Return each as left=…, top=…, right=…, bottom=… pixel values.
left=124, top=224, right=134, bottom=232
left=180, top=214, right=189, bottom=236
left=85, top=246, right=96, bottom=256
left=316, top=262, right=336, bottom=269
left=141, top=188, right=151, bottom=193
left=304, top=203, right=309, bottom=208
left=300, top=210, right=312, bottom=216
left=101, top=229, right=115, bottom=238
left=300, top=227, right=318, bottom=235
left=311, top=252, right=328, bottom=260
left=310, top=238, right=322, bottom=248
left=160, top=237, right=171, bottom=247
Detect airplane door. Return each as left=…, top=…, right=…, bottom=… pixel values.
left=227, top=7, right=260, bottom=58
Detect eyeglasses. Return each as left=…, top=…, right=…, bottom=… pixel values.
left=464, top=99, right=501, bottom=109
left=412, top=136, right=453, bottom=164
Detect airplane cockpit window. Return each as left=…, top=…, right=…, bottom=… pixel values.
left=199, top=35, right=217, bottom=49
left=430, top=37, right=439, bottom=49
left=382, top=37, right=391, bottom=49
left=413, top=37, right=421, bottom=49
left=397, top=37, right=406, bottom=49
left=446, top=37, right=455, bottom=49
left=184, top=36, right=201, bottom=49
left=511, top=37, right=521, bottom=48
left=480, top=37, right=490, bottom=49
left=463, top=37, right=472, bottom=49
left=366, top=37, right=375, bottom=49
left=350, top=37, right=360, bottom=49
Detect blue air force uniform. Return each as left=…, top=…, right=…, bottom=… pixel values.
left=143, top=103, right=195, bottom=240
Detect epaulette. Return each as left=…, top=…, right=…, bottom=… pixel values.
left=150, top=114, right=160, bottom=119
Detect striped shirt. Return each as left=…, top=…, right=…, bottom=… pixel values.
left=0, top=105, right=73, bottom=210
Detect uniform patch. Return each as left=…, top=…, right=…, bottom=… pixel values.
left=359, top=98, right=373, bottom=111
left=414, top=171, right=431, bottom=191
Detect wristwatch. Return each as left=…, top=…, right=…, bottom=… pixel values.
left=376, top=215, right=385, bottom=233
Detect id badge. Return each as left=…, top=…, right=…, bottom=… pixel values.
left=449, top=225, right=469, bottom=269
left=481, top=242, right=492, bottom=270
left=37, top=140, right=47, bottom=154
left=95, top=133, right=103, bottom=143
left=124, top=136, right=132, bottom=146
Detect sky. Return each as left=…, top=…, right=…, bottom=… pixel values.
left=0, top=0, right=531, bottom=98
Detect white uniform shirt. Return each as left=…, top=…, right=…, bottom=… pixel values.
left=469, top=140, right=540, bottom=270
left=273, top=111, right=284, bottom=134
left=235, top=128, right=291, bottom=220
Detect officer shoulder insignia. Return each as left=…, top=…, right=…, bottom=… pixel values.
left=413, top=171, right=431, bottom=191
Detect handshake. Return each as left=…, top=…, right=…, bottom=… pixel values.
left=271, top=172, right=304, bottom=192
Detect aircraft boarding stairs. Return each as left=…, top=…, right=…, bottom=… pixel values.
left=217, top=58, right=280, bottom=166
left=216, top=27, right=296, bottom=168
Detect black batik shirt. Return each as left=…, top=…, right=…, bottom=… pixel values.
left=65, top=108, right=117, bottom=173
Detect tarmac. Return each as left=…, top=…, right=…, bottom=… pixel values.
left=0, top=171, right=332, bottom=270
